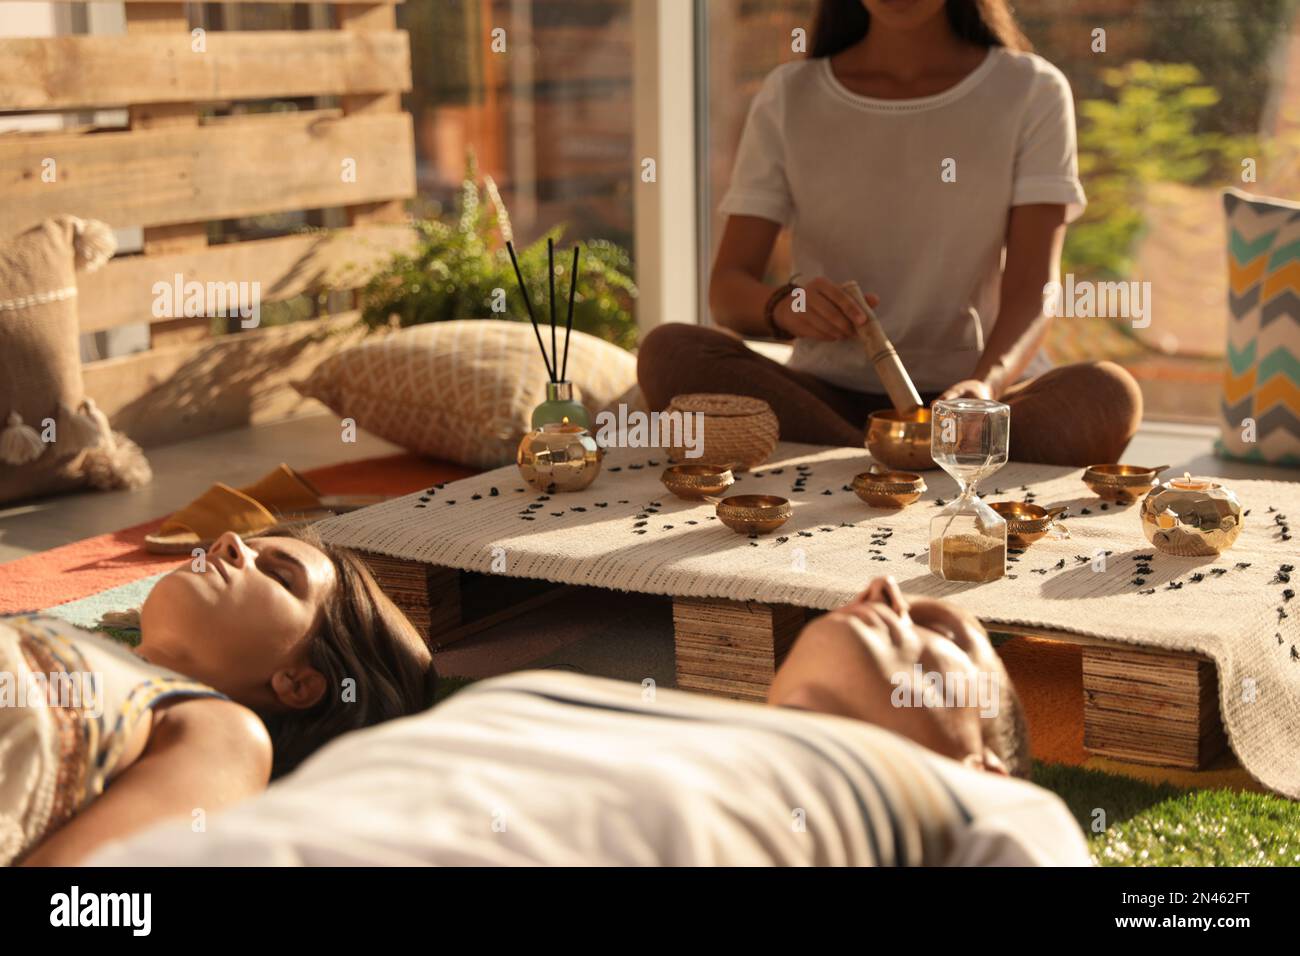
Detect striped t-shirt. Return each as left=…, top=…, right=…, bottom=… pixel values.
left=90, top=671, right=1092, bottom=866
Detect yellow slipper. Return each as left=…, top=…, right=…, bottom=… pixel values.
left=144, top=464, right=385, bottom=555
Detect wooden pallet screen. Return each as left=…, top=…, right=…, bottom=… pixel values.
left=0, top=1, right=417, bottom=447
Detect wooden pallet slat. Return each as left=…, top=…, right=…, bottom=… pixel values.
left=0, top=111, right=416, bottom=235
left=0, top=31, right=411, bottom=111
left=1081, top=643, right=1225, bottom=769
left=80, top=310, right=370, bottom=447
left=76, top=224, right=417, bottom=333
left=672, top=597, right=806, bottom=703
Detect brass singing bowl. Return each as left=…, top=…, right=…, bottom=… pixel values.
left=1081, top=463, right=1169, bottom=504
left=715, top=494, right=792, bottom=535
left=660, top=464, right=735, bottom=500
left=989, top=501, right=1067, bottom=546
left=852, top=469, right=927, bottom=509
left=866, top=408, right=934, bottom=471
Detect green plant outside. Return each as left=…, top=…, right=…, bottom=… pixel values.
left=354, top=159, right=639, bottom=352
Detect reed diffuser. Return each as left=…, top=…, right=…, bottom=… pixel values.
left=507, top=238, right=589, bottom=429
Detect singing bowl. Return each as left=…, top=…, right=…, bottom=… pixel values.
left=852, top=470, right=927, bottom=509
left=988, top=501, right=1067, bottom=546
left=715, top=494, right=792, bottom=535
left=865, top=408, right=934, bottom=471
left=1081, top=463, right=1168, bottom=504
left=660, top=464, right=735, bottom=500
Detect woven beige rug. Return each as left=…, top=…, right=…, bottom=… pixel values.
left=317, top=442, right=1300, bottom=798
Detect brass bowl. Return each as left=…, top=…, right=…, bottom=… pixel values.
left=1139, top=476, right=1244, bottom=556
left=852, top=469, right=927, bottom=509
left=516, top=423, right=603, bottom=493
left=866, top=408, right=934, bottom=471
left=989, top=501, right=1067, bottom=546
left=715, top=494, right=792, bottom=535
left=1081, top=463, right=1168, bottom=504
left=661, top=464, right=734, bottom=500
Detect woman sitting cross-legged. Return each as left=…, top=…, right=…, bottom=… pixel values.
left=638, top=0, right=1142, bottom=466
left=5, top=528, right=437, bottom=867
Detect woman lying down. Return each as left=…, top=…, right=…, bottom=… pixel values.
left=19, top=562, right=1089, bottom=866
left=3, top=529, right=436, bottom=866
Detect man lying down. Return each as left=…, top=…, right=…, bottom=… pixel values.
left=91, top=576, right=1090, bottom=867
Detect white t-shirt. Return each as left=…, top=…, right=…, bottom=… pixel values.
left=719, top=48, right=1087, bottom=393
left=89, top=671, right=1092, bottom=867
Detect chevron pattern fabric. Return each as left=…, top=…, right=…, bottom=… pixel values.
left=293, top=320, right=637, bottom=469
left=1218, top=189, right=1300, bottom=467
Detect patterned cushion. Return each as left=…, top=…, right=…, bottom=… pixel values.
left=293, top=320, right=637, bottom=469
left=1217, top=189, right=1300, bottom=467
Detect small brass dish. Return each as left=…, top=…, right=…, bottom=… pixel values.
left=1081, top=463, right=1169, bottom=504
left=715, top=494, right=792, bottom=535
left=989, top=501, right=1068, bottom=546
left=866, top=408, right=934, bottom=471
left=661, top=464, right=735, bottom=500
left=852, top=469, right=927, bottom=509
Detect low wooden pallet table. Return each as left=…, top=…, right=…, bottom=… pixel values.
left=356, top=551, right=1226, bottom=771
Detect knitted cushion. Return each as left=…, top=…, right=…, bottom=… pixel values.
left=293, top=320, right=637, bottom=469
left=1217, top=189, right=1300, bottom=467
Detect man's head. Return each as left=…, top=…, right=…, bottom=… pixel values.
left=768, top=576, right=1031, bottom=777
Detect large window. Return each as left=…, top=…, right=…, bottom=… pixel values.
left=405, top=0, right=634, bottom=253
left=703, top=0, right=1300, bottom=421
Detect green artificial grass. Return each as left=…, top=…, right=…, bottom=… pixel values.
left=1033, top=761, right=1300, bottom=866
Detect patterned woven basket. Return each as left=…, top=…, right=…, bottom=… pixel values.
left=665, top=393, right=779, bottom=471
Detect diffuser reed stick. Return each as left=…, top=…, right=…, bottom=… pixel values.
left=548, top=238, right=557, bottom=379
left=506, top=239, right=555, bottom=382
left=561, top=244, right=580, bottom=381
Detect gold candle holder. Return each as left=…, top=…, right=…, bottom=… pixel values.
left=988, top=501, right=1068, bottom=547
left=1139, top=472, right=1244, bottom=556
left=1081, top=463, right=1168, bottom=504
left=516, top=422, right=603, bottom=493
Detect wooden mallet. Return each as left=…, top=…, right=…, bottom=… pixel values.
left=841, top=280, right=924, bottom=416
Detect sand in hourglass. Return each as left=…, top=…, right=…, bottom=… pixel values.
left=929, top=533, right=1006, bottom=583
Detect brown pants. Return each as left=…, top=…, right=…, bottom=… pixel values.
left=637, top=324, right=1143, bottom=466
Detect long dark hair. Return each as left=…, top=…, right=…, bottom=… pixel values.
left=262, top=527, right=439, bottom=778
left=810, top=0, right=1030, bottom=59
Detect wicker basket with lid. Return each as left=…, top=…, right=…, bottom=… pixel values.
left=665, top=393, right=779, bottom=471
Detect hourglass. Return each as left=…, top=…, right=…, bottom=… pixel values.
left=929, top=398, right=1010, bottom=582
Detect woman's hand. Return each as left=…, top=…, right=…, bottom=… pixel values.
left=938, top=378, right=996, bottom=402
left=774, top=277, right=879, bottom=341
